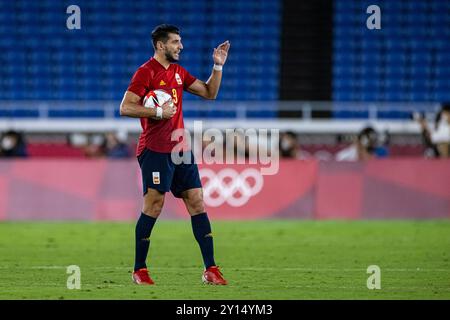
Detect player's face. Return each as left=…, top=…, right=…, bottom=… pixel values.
left=443, top=110, right=450, bottom=124
left=163, top=33, right=183, bottom=62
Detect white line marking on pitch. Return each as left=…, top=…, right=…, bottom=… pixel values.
left=6, top=266, right=447, bottom=272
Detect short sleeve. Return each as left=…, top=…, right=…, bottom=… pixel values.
left=127, top=67, right=149, bottom=98
left=182, top=68, right=197, bottom=90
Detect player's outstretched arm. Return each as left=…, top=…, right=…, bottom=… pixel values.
left=120, top=91, right=176, bottom=119
left=187, top=40, right=230, bottom=100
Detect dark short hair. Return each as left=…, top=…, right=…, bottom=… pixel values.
left=358, top=126, right=378, bottom=149
left=151, top=24, right=180, bottom=49
left=442, top=102, right=450, bottom=112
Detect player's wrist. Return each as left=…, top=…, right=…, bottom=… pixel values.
left=213, top=64, right=223, bottom=71
left=155, top=107, right=162, bottom=119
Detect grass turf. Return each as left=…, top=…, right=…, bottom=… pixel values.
left=0, top=220, right=449, bottom=300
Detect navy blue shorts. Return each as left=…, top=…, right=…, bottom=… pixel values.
left=137, top=148, right=202, bottom=198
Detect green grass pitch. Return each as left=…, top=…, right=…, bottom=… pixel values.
left=0, top=220, right=449, bottom=300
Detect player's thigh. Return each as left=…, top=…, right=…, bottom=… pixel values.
left=170, top=151, right=202, bottom=199
left=138, top=148, right=174, bottom=196
left=181, top=188, right=205, bottom=215
left=138, top=148, right=175, bottom=217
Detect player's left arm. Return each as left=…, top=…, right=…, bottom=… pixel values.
left=187, top=40, right=230, bottom=100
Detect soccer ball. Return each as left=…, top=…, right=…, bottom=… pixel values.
left=143, top=89, right=173, bottom=111
left=143, top=89, right=173, bottom=120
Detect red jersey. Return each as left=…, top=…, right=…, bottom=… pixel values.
left=127, top=57, right=196, bottom=156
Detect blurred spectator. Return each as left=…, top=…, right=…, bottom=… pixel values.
left=66, top=132, right=131, bottom=158
left=84, top=134, right=106, bottom=158
left=0, top=130, right=28, bottom=157
left=104, top=132, right=131, bottom=158
left=335, top=126, right=386, bottom=161
left=415, top=103, right=450, bottom=158
left=202, top=131, right=222, bottom=161
left=67, top=132, right=88, bottom=148
left=222, top=129, right=257, bottom=161
left=375, top=130, right=390, bottom=158
left=279, top=131, right=300, bottom=158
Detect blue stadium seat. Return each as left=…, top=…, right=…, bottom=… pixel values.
left=0, top=0, right=281, bottom=109
left=333, top=0, right=449, bottom=108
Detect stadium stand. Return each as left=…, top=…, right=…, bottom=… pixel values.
left=333, top=0, right=450, bottom=118
left=0, top=0, right=448, bottom=158
left=0, top=0, right=281, bottom=119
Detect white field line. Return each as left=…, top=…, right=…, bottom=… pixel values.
left=2, top=284, right=450, bottom=291
left=0, top=266, right=446, bottom=272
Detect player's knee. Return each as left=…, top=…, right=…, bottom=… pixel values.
left=188, top=195, right=205, bottom=214
left=142, top=195, right=165, bottom=217
left=142, top=201, right=164, bottom=217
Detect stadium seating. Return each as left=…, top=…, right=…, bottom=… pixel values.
left=0, top=0, right=281, bottom=118
left=333, top=0, right=450, bottom=118
left=0, top=0, right=448, bottom=120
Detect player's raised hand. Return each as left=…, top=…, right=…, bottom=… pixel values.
left=213, top=40, right=230, bottom=66
left=161, top=99, right=177, bottom=119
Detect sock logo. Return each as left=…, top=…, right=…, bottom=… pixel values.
left=152, top=172, right=160, bottom=184
left=204, top=233, right=213, bottom=238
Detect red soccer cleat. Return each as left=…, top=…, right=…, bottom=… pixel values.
left=132, top=268, right=154, bottom=285
left=202, top=266, right=228, bottom=285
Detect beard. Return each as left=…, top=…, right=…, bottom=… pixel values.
left=165, top=50, right=179, bottom=63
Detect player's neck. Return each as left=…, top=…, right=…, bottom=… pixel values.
left=153, top=54, right=171, bottom=70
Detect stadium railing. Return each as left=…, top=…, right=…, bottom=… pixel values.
left=0, top=101, right=441, bottom=134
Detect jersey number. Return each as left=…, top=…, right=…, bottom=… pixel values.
left=172, top=89, right=178, bottom=104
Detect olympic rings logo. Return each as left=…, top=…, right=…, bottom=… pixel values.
left=199, top=168, right=264, bottom=207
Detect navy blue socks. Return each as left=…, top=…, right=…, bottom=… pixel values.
left=135, top=212, right=215, bottom=271
left=191, top=212, right=216, bottom=269
left=134, top=213, right=157, bottom=271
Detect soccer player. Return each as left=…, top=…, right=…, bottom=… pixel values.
left=119, top=24, right=230, bottom=285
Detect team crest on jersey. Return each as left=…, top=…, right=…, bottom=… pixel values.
left=175, top=73, right=182, bottom=85
left=152, top=172, right=160, bottom=185
left=159, top=80, right=166, bottom=86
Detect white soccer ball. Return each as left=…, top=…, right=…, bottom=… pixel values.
left=143, top=89, right=173, bottom=109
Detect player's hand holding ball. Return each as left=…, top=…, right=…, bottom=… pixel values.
left=161, top=99, right=177, bottom=119
left=143, top=89, right=176, bottom=120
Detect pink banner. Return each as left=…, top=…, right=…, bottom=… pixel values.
left=0, top=159, right=448, bottom=220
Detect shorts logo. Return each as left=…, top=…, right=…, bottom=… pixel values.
left=159, top=80, right=166, bottom=86
left=175, top=73, right=182, bottom=85
left=152, top=172, right=160, bottom=185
